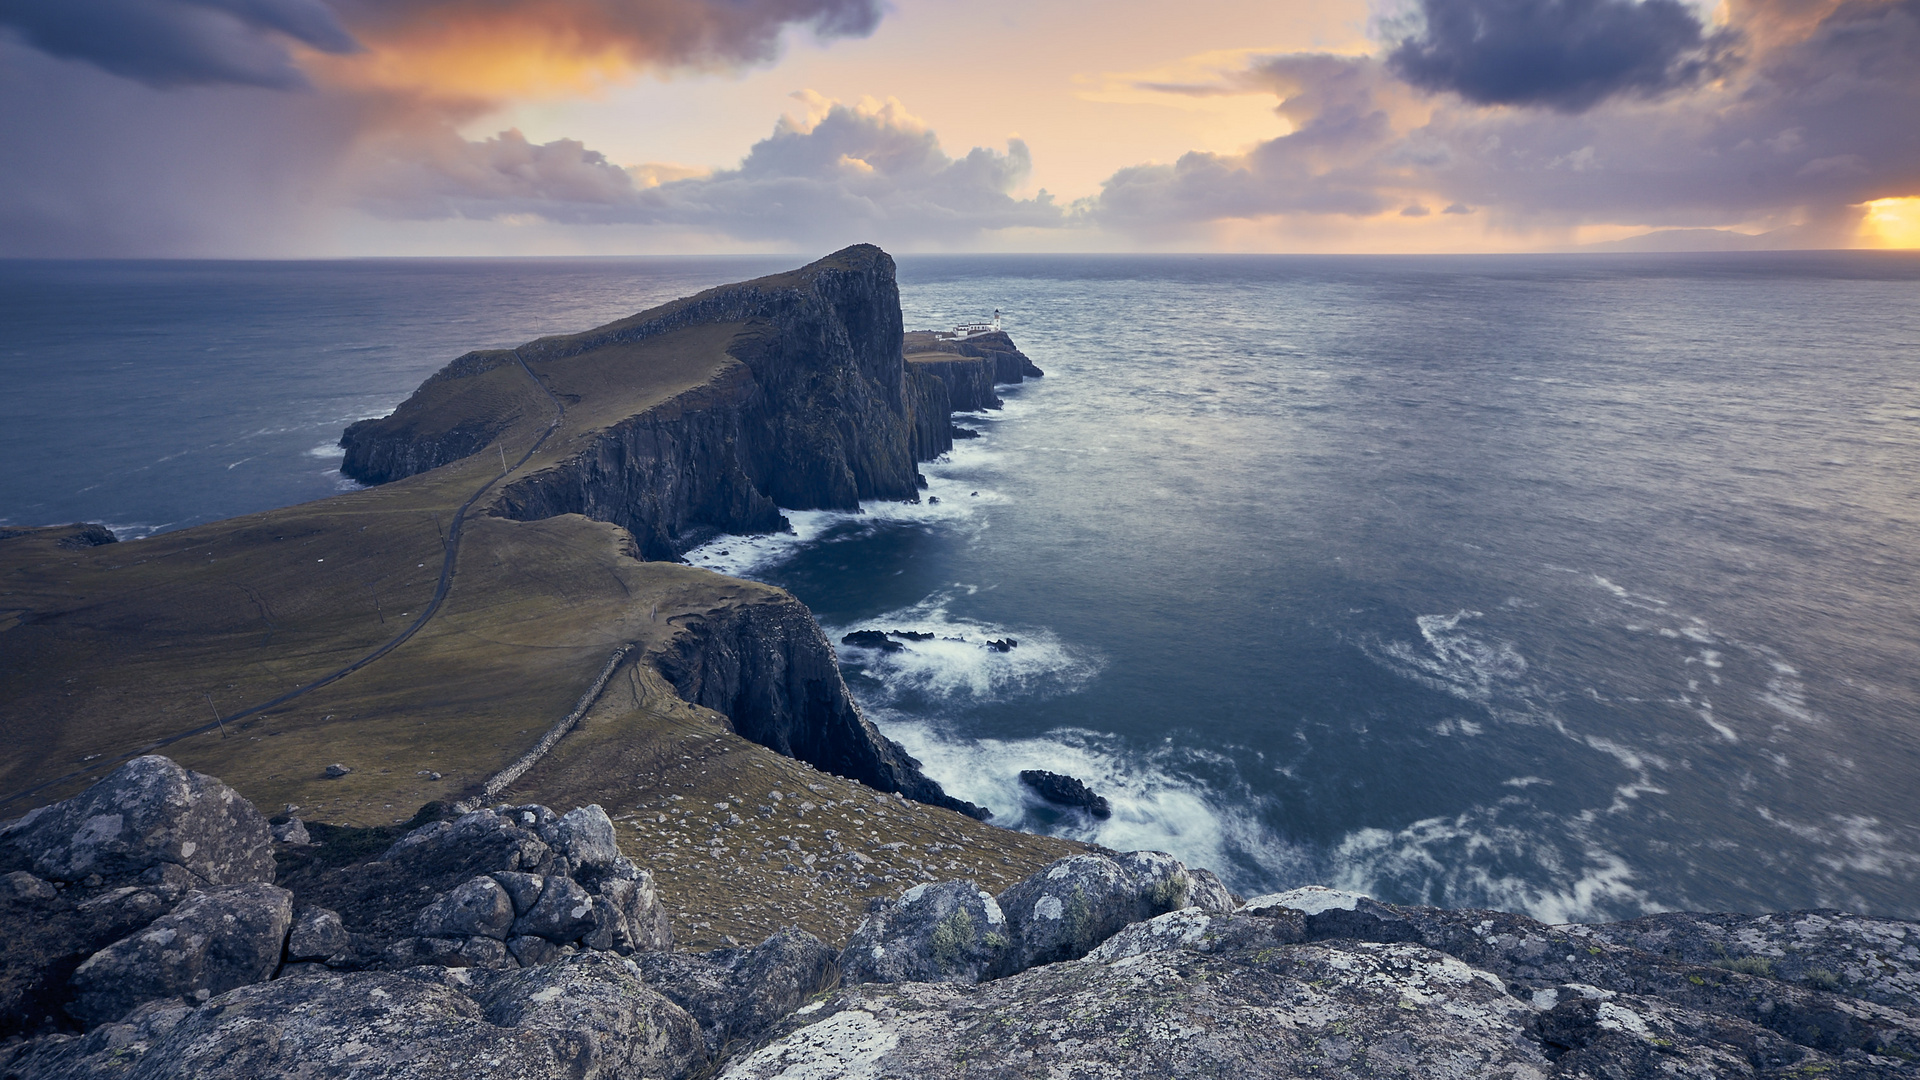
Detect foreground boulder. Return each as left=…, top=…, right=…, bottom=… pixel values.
left=1, top=955, right=705, bottom=1080
left=66, top=882, right=294, bottom=1028
left=635, top=928, right=838, bottom=1056
left=0, top=757, right=276, bottom=1036
left=842, top=881, right=1010, bottom=984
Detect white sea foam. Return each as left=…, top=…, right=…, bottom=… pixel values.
left=306, top=443, right=346, bottom=460
left=682, top=441, right=1009, bottom=579
left=1328, top=809, right=1651, bottom=924
left=826, top=594, right=1101, bottom=705
left=871, top=714, right=1312, bottom=887
left=1359, top=611, right=1530, bottom=707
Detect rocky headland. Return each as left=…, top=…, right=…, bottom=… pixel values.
left=4, top=247, right=1918, bottom=1077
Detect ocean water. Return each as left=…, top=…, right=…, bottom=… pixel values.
left=7, top=253, right=1920, bottom=922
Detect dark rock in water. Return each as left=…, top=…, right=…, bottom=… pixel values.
left=985, top=638, right=1017, bottom=652
left=54, top=524, right=117, bottom=550
left=1018, top=770, right=1109, bottom=818
left=950, top=425, right=980, bottom=439
left=635, top=927, right=837, bottom=1057
left=839, top=630, right=903, bottom=653
left=889, top=630, right=934, bottom=641
left=926, top=495, right=939, bottom=504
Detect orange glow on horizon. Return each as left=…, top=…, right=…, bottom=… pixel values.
left=309, top=25, right=643, bottom=101
left=1861, top=198, right=1920, bottom=249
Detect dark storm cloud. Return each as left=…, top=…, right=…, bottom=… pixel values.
left=1385, top=0, right=1733, bottom=112
left=352, top=98, right=1063, bottom=244
left=0, top=0, right=883, bottom=90
left=0, top=0, right=358, bottom=88
left=1090, top=0, right=1920, bottom=238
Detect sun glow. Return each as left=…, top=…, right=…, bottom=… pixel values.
left=1861, top=198, right=1920, bottom=249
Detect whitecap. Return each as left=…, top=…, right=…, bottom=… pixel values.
left=826, top=593, right=1101, bottom=706
left=306, top=443, right=346, bottom=460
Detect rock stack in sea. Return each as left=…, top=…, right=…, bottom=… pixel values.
left=4, top=755, right=1918, bottom=1078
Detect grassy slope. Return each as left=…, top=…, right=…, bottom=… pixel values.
left=0, top=309, right=1081, bottom=949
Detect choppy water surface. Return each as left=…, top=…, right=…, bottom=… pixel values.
left=9, top=252, right=1920, bottom=921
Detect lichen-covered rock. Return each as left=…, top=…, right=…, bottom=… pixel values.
left=724, top=937, right=1553, bottom=1080
left=0, top=758, right=280, bottom=1038
left=415, top=876, right=516, bottom=940
left=636, top=927, right=837, bottom=1056
left=66, top=882, right=294, bottom=1029
left=285, top=906, right=350, bottom=963
left=991, top=850, right=1233, bottom=976
left=473, top=953, right=704, bottom=1079
left=513, top=874, right=597, bottom=944
left=279, top=801, right=669, bottom=964
left=5, top=962, right=703, bottom=1080
left=0, top=756, right=273, bottom=888
left=842, top=880, right=1009, bottom=985
left=1587, top=908, right=1920, bottom=1013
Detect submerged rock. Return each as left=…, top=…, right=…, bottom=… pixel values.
left=838, top=630, right=903, bottom=652
left=1018, top=769, right=1111, bottom=818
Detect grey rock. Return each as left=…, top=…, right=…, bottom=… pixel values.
left=7, top=962, right=702, bottom=1080
left=269, top=817, right=310, bottom=846
left=842, top=880, right=1009, bottom=985
left=551, top=805, right=621, bottom=877
left=382, top=935, right=512, bottom=970
left=415, top=875, right=516, bottom=940
left=723, top=936, right=1552, bottom=1080
left=491, top=871, right=546, bottom=915
left=0, top=756, right=273, bottom=888
left=285, top=906, right=350, bottom=962
left=474, top=953, right=704, bottom=1079
left=1587, top=908, right=1920, bottom=1012
left=636, top=927, right=837, bottom=1057
left=67, top=882, right=294, bottom=1029
left=991, top=850, right=1231, bottom=976
left=506, top=935, right=565, bottom=967
left=322, top=764, right=352, bottom=779
left=513, top=874, right=597, bottom=944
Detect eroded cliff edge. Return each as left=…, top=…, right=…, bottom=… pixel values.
left=334, top=246, right=1036, bottom=819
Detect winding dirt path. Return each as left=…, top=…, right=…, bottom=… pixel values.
left=1, top=352, right=565, bottom=810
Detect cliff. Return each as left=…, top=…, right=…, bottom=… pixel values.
left=342, top=246, right=921, bottom=555
left=902, top=328, right=1044, bottom=413
left=0, top=247, right=1070, bottom=954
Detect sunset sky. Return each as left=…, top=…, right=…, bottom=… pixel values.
left=2, top=0, right=1916, bottom=255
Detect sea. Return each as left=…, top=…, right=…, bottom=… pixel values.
left=5, top=252, right=1918, bottom=923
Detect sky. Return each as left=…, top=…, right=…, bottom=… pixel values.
left=1, top=0, right=1917, bottom=255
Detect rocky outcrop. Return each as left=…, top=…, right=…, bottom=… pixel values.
left=634, top=928, right=838, bottom=1056
left=0, top=757, right=277, bottom=1037
left=905, top=353, right=1001, bottom=411
left=731, top=884, right=1920, bottom=1079
left=652, top=596, right=989, bottom=820
left=1019, top=768, right=1112, bottom=818
left=902, top=328, right=1044, bottom=414
left=8, top=766, right=1920, bottom=1080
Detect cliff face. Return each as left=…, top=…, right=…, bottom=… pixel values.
left=907, top=367, right=953, bottom=462
left=489, top=366, right=786, bottom=560
left=342, top=245, right=919, bottom=532
left=339, top=350, right=532, bottom=486
left=902, top=329, right=1044, bottom=414
left=650, top=595, right=987, bottom=819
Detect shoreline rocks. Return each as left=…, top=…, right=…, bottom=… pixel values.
left=1018, top=769, right=1111, bottom=818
